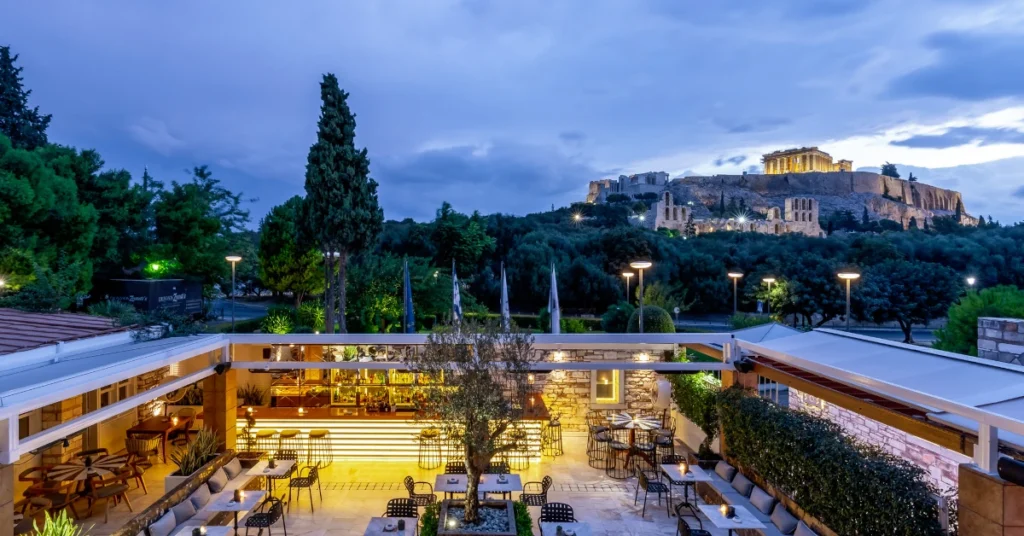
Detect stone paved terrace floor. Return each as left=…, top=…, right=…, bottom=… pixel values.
left=81, top=436, right=732, bottom=536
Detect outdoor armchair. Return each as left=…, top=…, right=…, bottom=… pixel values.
left=403, top=475, right=437, bottom=506
left=519, top=476, right=552, bottom=506
left=288, top=464, right=322, bottom=513
left=539, top=502, right=576, bottom=523
left=634, top=472, right=670, bottom=518
left=245, top=496, right=286, bottom=535
left=384, top=498, right=419, bottom=518
left=676, top=514, right=711, bottom=536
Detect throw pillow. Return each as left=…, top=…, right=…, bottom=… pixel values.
left=731, top=473, right=754, bottom=497
left=750, top=486, right=777, bottom=515
left=207, top=467, right=229, bottom=493
left=714, top=461, right=736, bottom=481
left=171, top=499, right=196, bottom=525
left=148, top=511, right=176, bottom=536
left=794, top=521, right=818, bottom=536
left=770, top=503, right=798, bottom=534
left=189, top=483, right=212, bottom=510
left=223, top=457, right=243, bottom=479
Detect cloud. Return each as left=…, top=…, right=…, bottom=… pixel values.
left=714, top=155, right=747, bottom=167
left=890, top=127, right=1024, bottom=149
left=1013, top=185, right=1024, bottom=198
left=713, top=117, right=791, bottom=134
left=887, top=31, right=1024, bottom=101
left=373, top=141, right=601, bottom=220
left=126, top=118, right=184, bottom=156
left=559, top=131, right=587, bottom=145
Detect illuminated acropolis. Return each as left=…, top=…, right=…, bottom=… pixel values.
left=762, top=147, right=852, bottom=174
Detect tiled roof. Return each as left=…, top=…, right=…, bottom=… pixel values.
left=0, top=308, right=130, bottom=355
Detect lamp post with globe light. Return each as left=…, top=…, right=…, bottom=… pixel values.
left=629, top=261, right=652, bottom=333
left=727, top=272, right=744, bottom=314
left=838, top=271, right=861, bottom=331
left=225, top=255, right=242, bottom=332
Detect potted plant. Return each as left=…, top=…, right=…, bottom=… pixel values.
left=236, top=408, right=263, bottom=468
left=165, top=428, right=219, bottom=492
left=33, top=510, right=89, bottom=536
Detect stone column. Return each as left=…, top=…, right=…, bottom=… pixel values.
left=203, top=369, right=238, bottom=451
left=958, top=463, right=1024, bottom=533
left=0, top=462, right=13, bottom=536
left=40, top=397, right=83, bottom=465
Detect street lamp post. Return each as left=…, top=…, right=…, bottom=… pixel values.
left=966, top=276, right=977, bottom=290
left=225, top=255, right=242, bottom=332
left=621, top=272, right=635, bottom=304
left=762, top=277, right=775, bottom=316
left=629, top=261, right=652, bottom=333
left=838, top=271, right=861, bottom=331
left=727, top=272, right=744, bottom=315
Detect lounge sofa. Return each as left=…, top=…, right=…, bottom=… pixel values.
left=112, top=451, right=258, bottom=536
left=702, top=460, right=820, bottom=536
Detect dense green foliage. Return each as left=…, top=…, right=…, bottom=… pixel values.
left=301, top=73, right=383, bottom=333
left=420, top=503, right=440, bottom=536
left=601, top=301, right=635, bottom=333
left=855, top=259, right=962, bottom=342
left=627, top=305, right=675, bottom=333
left=513, top=501, right=535, bottom=536
left=728, top=313, right=773, bottom=330
left=0, top=46, right=51, bottom=150
left=669, top=354, right=721, bottom=458
left=718, top=387, right=943, bottom=535
left=259, top=196, right=322, bottom=306
left=260, top=309, right=293, bottom=334
left=934, top=286, right=1024, bottom=355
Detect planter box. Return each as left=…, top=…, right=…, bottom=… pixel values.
left=236, top=451, right=264, bottom=469
left=438, top=499, right=516, bottom=536
left=164, top=473, right=192, bottom=494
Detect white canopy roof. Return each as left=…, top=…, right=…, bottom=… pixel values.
left=739, top=328, right=1024, bottom=450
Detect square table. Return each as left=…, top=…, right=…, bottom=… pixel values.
left=540, top=522, right=591, bottom=536
left=246, top=460, right=296, bottom=492
left=206, top=490, right=267, bottom=536
left=698, top=505, right=766, bottom=536
left=363, top=516, right=417, bottom=536
left=660, top=464, right=712, bottom=512
left=171, top=527, right=233, bottom=536
left=434, top=474, right=523, bottom=500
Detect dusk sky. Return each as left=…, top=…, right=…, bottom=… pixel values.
left=4, top=0, right=1024, bottom=225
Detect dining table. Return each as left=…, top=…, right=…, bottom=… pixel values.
left=698, top=504, right=766, bottom=536
left=609, top=413, right=661, bottom=470
left=206, top=489, right=266, bottom=536
left=434, top=473, right=523, bottom=500
left=540, top=522, right=591, bottom=536
left=47, top=454, right=128, bottom=483
left=127, top=416, right=191, bottom=463
left=363, top=516, right=417, bottom=536
left=660, top=463, right=712, bottom=516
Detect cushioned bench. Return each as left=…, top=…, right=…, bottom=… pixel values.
left=702, top=461, right=818, bottom=536
left=111, top=451, right=261, bottom=536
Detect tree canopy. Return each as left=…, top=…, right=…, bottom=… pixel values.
left=0, top=46, right=51, bottom=150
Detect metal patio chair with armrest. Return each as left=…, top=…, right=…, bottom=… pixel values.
left=539, top=502, right=576, bottom=523
left=634, top=471, right=671, bottom=518
left=485, top=461, right=509, bottom=474
left=245, top=495, right=287, bottom=536
left=676, top=513, right=711, bottom=536
left=267, top=450, right=299, bottom=492
left=445, top=461, right=467, bottom=474
left=384, top=498, right=419, bottom=518
left=519, top=476, right=552, bottom=506
left=403, top=475, right=437, bottom=506
left=288, top=463, right=322, bottom=513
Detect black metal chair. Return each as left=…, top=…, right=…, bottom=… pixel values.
left=539, top=502, right=576, bottom=523
left=268, top=450, right=298, bottom=491
left=632, top=430, right=658, bottom=477
left=288, top=464, right=321, bottom=513
left=519, top=476, right=552, bottom=506
left=384, top=498, right=419, bottom=518
left=654, top=427, right=676, bottom=459
left=542, top=415, right=563, bottom=457
left=403, top=475, right=437, bottom=506
left=676, top=513, right=712, bottom=536
left=485, top=461, right=510, bottom=474
left=245, top=496, right=286, bottom=536
left=586, top=411, right=609, bottom=455
left=417, top=428, right=442, bottom=469
left=445, top=461, right=467, bottom=474
left=634, top=472, right=671, bottom=518
left=588, top=413, right=611, bottom=470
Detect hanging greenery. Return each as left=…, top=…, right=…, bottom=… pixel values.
left=668, top=353, right=721, bottom=459
left=717, top=387, right=943, bottom=535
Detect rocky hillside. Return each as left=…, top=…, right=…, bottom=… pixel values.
left=667, top=171, right=972, bottom=225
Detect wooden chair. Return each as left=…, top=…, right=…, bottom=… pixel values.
left=87, top=471, right=133, bottom=523
left=170, top=409, right=196, bottom=447
left=122, top=453, right=149, bottom=494
left=125, top=433, right=161, bottom=469
left=35, top=480, right=84, bottom=519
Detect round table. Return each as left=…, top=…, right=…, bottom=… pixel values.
left=47, top=454, right=128, bottom=482
left=609, top=413, right=661, bottom=470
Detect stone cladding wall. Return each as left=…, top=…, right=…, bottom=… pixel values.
left=978, top=317, right=1024, bottom=365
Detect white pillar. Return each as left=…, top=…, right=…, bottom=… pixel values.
left=975, top=423, right=1000, bottom=474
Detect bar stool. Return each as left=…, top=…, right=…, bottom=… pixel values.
left=504, top=427, right=530, bottom=471
left=308, top=429, right=332, bottom=468
left=542, top=416, right=563, bottom=457
left=417, top=428, right=441, bottom=470
left=586, top=410, right=609, bottom=456
left=654, top=427, right=675, bottom=460
left=605, top=427, right=632, bottom=479
left=279, top=429, right=302, bottom=454
left=255, top=430, right=278, bottom=459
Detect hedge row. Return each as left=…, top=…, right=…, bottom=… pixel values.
left=717, top=387, right=944, bottom=535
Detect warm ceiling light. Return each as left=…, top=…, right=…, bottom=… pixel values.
left=225, top=255, right=242, bottom=263
left=727, top=272, right=744, bottom=279
left=838, top=272, right=861, bottom=280
left=629, top=261, right=652, bottom=270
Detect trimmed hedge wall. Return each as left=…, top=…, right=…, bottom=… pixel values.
left=718, top=387, right=943, bottom=535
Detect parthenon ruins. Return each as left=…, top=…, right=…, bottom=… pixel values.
left=762, top=147, right=852, bottom=174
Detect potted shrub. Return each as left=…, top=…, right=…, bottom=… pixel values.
left=165, top=428, right=218, bottom=492
left=236, top=408, right=263, bottom=468
left=33, top=510, right=88, bottom=536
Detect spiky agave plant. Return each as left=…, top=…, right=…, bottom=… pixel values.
left=34, top=509, right=89, bottom=536
left=170, top=428, right=219, bottom=475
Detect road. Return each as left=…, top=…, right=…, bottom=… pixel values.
left=211, top=298, right=270, bottom=321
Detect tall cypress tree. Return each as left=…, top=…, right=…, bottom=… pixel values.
left=301, top=74, right=383, bottom=333
left=0, top=46, right=51, bottom=149
left=955, top=198, right=963, bottom=223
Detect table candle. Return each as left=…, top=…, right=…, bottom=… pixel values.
left=719, top=504, right=728, bottom=517
left=171, top=416, right=179, bottom=426
left=680, top=462, right=688, bottom=474
left=200, top=527, right=207, bottom=536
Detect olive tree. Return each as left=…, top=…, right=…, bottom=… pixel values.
left=408, top=321, right=538, bottom=523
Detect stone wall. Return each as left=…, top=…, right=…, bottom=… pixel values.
left=40, top=397, right=83, bottom=465
left=978, top=317, right=1024, bottom=365
left=789, top=388, right=968, bottom=491
left=531, top=348, right=671, bottom=431
left=136, top=366, right=170, bottom=421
